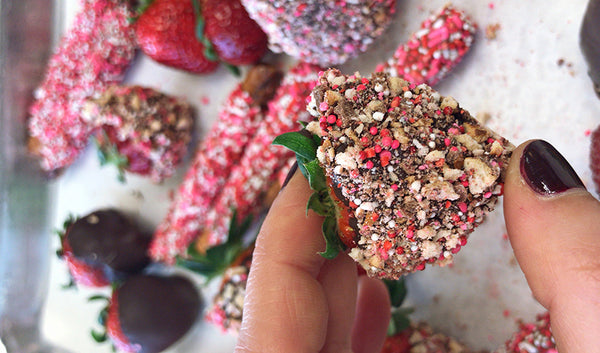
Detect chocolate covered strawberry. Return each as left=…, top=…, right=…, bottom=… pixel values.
left=92, top=274, right=202, bottom=353
left=202, top=0, right=268, bottom=66
left=276, top=69, right=513, bottom=278
left=57, top=209, right=151, bottom=288
left=83, top=85, right=195, bottom=183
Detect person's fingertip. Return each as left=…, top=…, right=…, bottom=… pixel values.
left=351, top=276, right=391, bottom=353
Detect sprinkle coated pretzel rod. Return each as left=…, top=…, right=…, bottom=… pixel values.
left=376, top=4, right=477, bottom=86
left=202, top=62, right=321, bottom=246
left=28, top=0, right=137, bottom=173
left=150, top=86, right=267, bottom=263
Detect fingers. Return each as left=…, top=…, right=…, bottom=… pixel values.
left=351, top=276, right=391, bottom=353
left=504, top=139, right=600, bottom=352
left=236, top=170, right=328, bottom=353
left=317, top=254, right=358, bottom=353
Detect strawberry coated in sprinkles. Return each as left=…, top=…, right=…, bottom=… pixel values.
left=496, top=312, right=556, bottom=353
left=28, top=0, right=136, bottom=173
left=307, top=69, right=513, bottom=279
left=202, top=62, right=321, bottom=246
left=205, top=247, right=253, bottom=335
left=376, top=5, right=477, bottom=86
left=240, top=0, right=397, bottom=65
left=150, top=86, right=266, bottom=263
left=82, top=85, right=195, bottom=183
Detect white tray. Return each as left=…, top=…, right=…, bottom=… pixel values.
left=39, top=0, right=599, bottom=352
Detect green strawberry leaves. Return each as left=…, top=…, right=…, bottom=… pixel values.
left=95, top=133, right=128, bottom=183
left=176, top=210, right=254, bottom=283
left=191, top=0, right=240, bottom=76
left=273, top=130, right=345, bottom=259
left=384, top=278, right=413, bottom=336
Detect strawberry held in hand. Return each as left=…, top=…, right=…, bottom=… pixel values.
left=276, top=69, right=513, bottom=278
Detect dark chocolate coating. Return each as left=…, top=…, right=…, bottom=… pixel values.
left=67, top=209, right=150, bottom=277
left=117, top=274, right=202, bottom=353
left=581, top=0, right=600, bottom=97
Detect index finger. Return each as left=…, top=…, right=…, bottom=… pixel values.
left=235, top=169, right=330, bottom=353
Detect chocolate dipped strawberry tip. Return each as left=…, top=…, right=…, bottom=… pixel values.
left=277, top=68, right=514, bottom=279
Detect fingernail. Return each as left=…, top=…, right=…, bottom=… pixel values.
left=520, top=140, right=585, bottom=195
left=280, top=161, right=298, bottom=190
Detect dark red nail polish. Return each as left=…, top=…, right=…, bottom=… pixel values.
left=520, top=140, right=585, bottom=195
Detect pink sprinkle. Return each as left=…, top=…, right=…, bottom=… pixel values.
left=357, top=84, right=367, bottom=91
left=488, top=2, right=495, bottom=9
left=458, top=202, right=467, bottom=213
left=319, top=101, right=329, bottom=111
left=483, top=191, right=492, bottom=198
left=391, top=140, right=400, bottom=149
left=406, top=229, right=414, bottom=239
left=369, top=126, right=378, bottom=135
left=374, top=144, right=382, bottom=153
left=444, top=138, right=451, bottom=146
left=365, top=160, right=374, bottom=169
left=585, top=129, right=592, bottom=137
left=327, top=114, right=337, bottom=124
left=381, top=136, right=393, bottom=147
left=391, top=184, right=398, bottom=191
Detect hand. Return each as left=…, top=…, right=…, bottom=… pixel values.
left=235, top=164, right=391, bottom=353
left=504, top=139, right=600, bottom=352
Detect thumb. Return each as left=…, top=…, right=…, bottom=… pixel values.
left=504, top=139, right=600, bottom=352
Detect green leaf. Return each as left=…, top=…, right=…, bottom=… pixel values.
left=273, top=131, right=318, bottom=161
left=306, top=191, right=330, bottom=217
left=95, top=134, right=128, bottom=183
left=304, top=159, right=327, bottom=192
left=318, top=216, right=343, bottom=259
left=223, top=63, right=241, bottom=77
left=91, top=330, right=107, bottom=343
left=177, top=210, right=256, bottom=282
left=384, top=278, right=407, bottom=308
left=88, top=294, right=110, bottom=303
left=387, top=307, right=413, bottom=336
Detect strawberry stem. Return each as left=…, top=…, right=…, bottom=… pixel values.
left=94, top=132, right=129, bottom=183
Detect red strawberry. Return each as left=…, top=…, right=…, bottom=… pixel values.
left=99, top=274, right=202, bottom=353
left=61, top=240, right=111, bottom=288
left=56, top=210, right=151, bottom=288
left=380, top=329, right=411, bottom=353
left=202, top=0, right=268, bottom=65
left=590, top=124, right=600, bottom=194
left=135, top=0, right=219, bottom=74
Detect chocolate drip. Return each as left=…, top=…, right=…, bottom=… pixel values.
left=581, top=0, right=600, bottom=98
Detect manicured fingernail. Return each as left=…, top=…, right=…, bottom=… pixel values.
left=520, top=140, right=585, bottom=195
left=280, top=161, right=298, bottom=190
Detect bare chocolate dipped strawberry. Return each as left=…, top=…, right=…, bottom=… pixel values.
left=92, top=274, right=202, bottom=353
left=57, top=209, right=151, bottom=287
left=276, top=69, right=513, bottom=279
left=83, top=85, right=195, bottom=183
